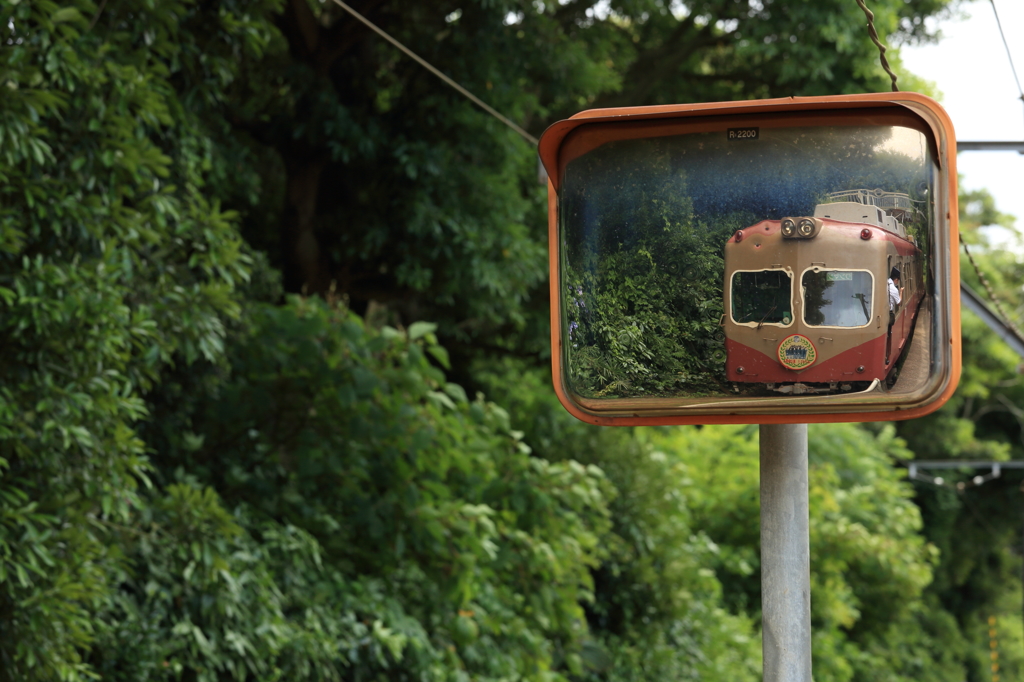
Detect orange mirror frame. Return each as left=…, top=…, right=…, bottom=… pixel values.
left=539, top=93, right=960, bottom=426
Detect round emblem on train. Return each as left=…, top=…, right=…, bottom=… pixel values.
left=777, top=334, right=817, bottom=370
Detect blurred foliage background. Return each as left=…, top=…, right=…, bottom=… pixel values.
left=2, top=1, right=1024, bottom=681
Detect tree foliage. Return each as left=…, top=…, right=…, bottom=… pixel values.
left=892, top=182, right=1024, bottom=682
left=97, top=298, right=615, bottom=681
left=0, top=1, right=256, bottom=677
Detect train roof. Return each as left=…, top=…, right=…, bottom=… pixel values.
left=812, top=189, right=918, bottom=240
left=820, top=189, right=914, bottom=213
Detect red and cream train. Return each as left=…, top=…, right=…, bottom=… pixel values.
left=723, top=189, right=924, bottom=394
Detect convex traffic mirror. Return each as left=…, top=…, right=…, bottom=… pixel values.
left=539, top=94, right=960, bottom=425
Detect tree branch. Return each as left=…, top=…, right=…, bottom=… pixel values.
left=277, top=0, right=390, bottom=76
left=285, top=0, right=321, bottom=56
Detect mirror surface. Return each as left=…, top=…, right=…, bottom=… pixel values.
left=559, top=121, right=938, bottom=402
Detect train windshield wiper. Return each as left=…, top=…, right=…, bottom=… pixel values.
left=853, top=293, right=870, bottom=323
left=757, top=305, right=778, bottom=330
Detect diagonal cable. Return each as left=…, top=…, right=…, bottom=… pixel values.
left=329, top=0, right=539, bottom=146
left=988, top=0, right=1024, bottom=132
left=989, top=0, right=1024, bottom=101
left=960, top=233, right=1024, bottom=340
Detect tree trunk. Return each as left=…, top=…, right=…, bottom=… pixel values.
left=282, top=153, right=329, bottom=294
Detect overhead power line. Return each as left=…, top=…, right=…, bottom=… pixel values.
left=989, top=0, right=1024, bottom=106
left=987, top=0, right=1024, bottom=135
left=329, top=0, right=539, bottom=146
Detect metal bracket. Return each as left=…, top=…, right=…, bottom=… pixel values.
left=906, top=461, right=1007, bottom=489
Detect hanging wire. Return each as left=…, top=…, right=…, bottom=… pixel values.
left=989, top=0, right=1024, bottom=108
left=854, top=0, right=900, bottom=92
left=961, top=233, right=1024, bottom=338
left=329, top=0, right=539, bottom=146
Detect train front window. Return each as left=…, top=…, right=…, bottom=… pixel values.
left=801, top=269, right=873, bottom=327
left=731, top=270, right=793, bottom=326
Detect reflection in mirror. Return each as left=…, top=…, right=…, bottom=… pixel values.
left=560, top=121, right=936, bottom=401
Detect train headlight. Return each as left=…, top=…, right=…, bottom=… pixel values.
left=797, top=218, right=815, bottom=237
left=781, top=218, right=796, bottom=237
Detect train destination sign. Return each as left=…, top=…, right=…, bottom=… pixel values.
left=538, top=93, right=961, bottom=426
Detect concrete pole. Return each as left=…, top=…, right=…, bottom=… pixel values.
left=760, top=423, right=812, bottom=682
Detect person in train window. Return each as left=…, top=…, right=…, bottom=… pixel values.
left=887, top=267, right=902, bottom=327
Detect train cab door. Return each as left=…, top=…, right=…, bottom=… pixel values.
left=885, top=256, right=893, bottom=364
left=897, top=256, right=908, bottom=343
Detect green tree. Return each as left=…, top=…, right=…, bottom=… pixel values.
left=473, top=360, right=763, bottom=681
left=0, top=1, right=258, bottom=678
left=97, top=297, right=617, bottom=681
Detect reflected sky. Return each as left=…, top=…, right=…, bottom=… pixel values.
left=563, top=125, right=931, bottom=231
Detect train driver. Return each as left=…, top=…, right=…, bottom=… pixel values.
left=888, top=268, right=902, bottom=311
left=885, top=267, right=903, bottom=365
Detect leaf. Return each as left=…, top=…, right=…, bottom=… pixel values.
left=427, top=344, right=451, bottom=369
left=51, top=7, right=83, bottom=24
left=426, top=390, right=456, bottom=410
left=442, top=382, right=467, bottom=403
left=408, top=321, right=437, bottom=340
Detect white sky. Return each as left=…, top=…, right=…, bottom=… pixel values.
left=900, top=0, right=1024, bottom=243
